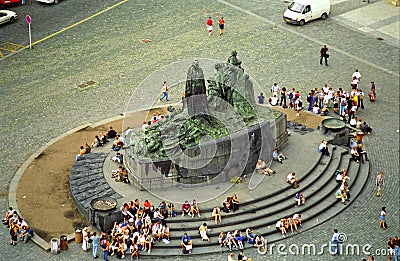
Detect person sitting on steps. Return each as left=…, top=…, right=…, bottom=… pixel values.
left=286, top=172, right=298, bottom=189
left=190, top=199, right=201, bottom=218
left=294, top=192, right=305, bottom=207
left=255, top=159, right=275, bottom=176
left=272, top=149, right=286, bottom=164
left=318, top=140, right=330, bottom=156
left=181, top=201, right=191, bottom=217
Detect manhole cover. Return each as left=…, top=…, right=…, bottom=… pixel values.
left=377, top=37, right=384, bottom=41
left=78, top=80, right=97, bottom=89
left=140, top=38, right=152, bottom=43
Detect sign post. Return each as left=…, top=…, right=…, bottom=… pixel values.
left=26, top=15, right=32, bottom=49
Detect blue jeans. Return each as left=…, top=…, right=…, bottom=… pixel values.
left=103, top=250, right=108, bottom=260
left=160, top=92, right=169, bottom=101
left=93, top=244, right=98, bottom=257
left=331, top=241, right=340, bottom=255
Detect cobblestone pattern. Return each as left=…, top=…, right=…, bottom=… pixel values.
left=0, top=0, right=398, bottom=260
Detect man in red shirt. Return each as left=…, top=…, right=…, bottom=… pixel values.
left=206, top=17, right=213, bottom=36
left=219, top=17, right=224, bottom=35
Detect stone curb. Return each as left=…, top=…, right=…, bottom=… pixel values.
left=8, top=114, right=124, bottom=251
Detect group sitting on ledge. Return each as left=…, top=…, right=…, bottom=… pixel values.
left=275, top=214, right=302, bottom=237
left=76, top=126, right=124, bottom=161
left=181, top=200, right=201, bottom=218
left=2, top=207, right=34, bottom=246
left=222, top=194, right=240, bottom=213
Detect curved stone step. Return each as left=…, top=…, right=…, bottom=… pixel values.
left=149, top=150, right=349, bottom=245
left=138, top=156, right=369, bottom=257
left=166, top=146, right=333, bottom=226
left=167, top=148, right=344, bottom=235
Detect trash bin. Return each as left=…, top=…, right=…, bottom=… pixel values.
left=75, top=229, right=83, bottom=244
left=60, top=235, right=68, bottom=250
left=50, top=238, right=59, bottom=254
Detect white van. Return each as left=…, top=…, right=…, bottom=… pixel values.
left=283, top=0, right=330, bottom=26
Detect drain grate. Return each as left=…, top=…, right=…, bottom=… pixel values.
left=78, top=80, right=97, bottom=89
left=377, top=37, right=384, bottom=41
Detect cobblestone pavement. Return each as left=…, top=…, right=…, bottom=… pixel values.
left=0, top=0, right=398, bottom=260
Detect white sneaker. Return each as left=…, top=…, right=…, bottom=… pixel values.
left=148, top=249, right=151, bottom=254
left=188, top=213, right=192, bottom=217
left=182, top=213, right=184, bottom=217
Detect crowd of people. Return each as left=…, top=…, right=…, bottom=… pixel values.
left=76, top=126, right=125, bottom=161
left=2, top=207, right=34, bottom=246
left=258, top=70, right=376, bottom=128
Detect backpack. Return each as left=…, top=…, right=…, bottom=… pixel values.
left=289, top=92, right=294, bottom=99
left=298, top=101, right=303, bottom=107
left=306, top=95, right=311, bottom=103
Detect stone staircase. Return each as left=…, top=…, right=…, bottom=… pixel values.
left=137, top=147, right=370, bottom=257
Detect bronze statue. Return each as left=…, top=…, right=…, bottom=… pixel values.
left=184, top=60, right=208, bottom=116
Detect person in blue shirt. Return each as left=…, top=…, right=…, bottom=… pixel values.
left=257, top=93, right=265, bottom=104
left=181, top=233, right=192, bottom=254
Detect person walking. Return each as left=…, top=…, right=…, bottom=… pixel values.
left=331, top=229, right=340, bottom=256
left=320, top=45, right=329, bottom=66
left=160, top=81, right=169, bottom=101
left=206, top=17, right=213, bottom=36
left=91, top=232, right=100, bottom=258
left=375, top=171, right=385, bottom=197
left=380, top=207, right=387, bottom=230
left=219, top=17, right=225, bottom=35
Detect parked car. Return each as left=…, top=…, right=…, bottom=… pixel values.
left=0, top=10, right=17, bottom=25
left=0, top=0, right=21, bottom=7
left=283, top=0, right=330, bottom=26
left=36, top=0, right=61, bottom=4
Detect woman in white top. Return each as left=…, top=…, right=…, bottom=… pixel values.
left=82, top=227, right=90, bottom=251
left=199, top=223, right=210, bottom=242
left=212, top=206, right=222, bottom=224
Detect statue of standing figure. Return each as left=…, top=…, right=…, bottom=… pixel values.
left=227, top=50, right=243, bottom=71
left=184, top=60, right=208, bottom=116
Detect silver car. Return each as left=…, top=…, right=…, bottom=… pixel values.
left=0, top=10, right=17, bottom=25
